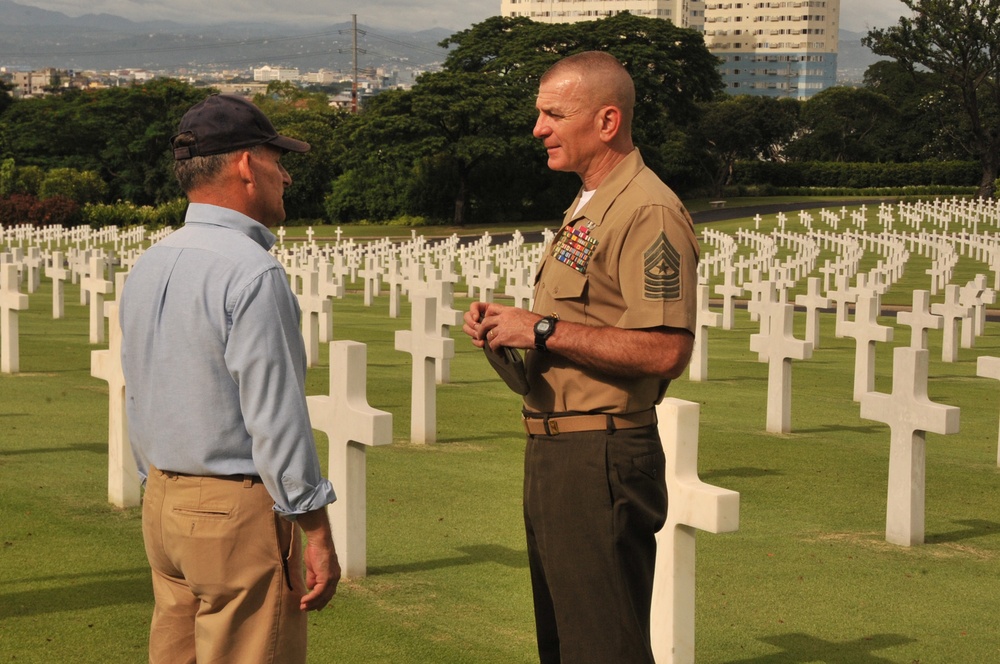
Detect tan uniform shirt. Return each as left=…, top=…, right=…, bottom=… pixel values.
left=524, top=149, right=699, bottom=414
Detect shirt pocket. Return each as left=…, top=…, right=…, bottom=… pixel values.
left=545, top=264, right=588, bottom=302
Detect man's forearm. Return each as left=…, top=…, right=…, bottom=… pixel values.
left=543, top=321, right=694, bottom=379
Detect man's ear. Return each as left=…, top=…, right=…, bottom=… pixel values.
left=596, top=105, right=622, bottom=143
left=236, top=150, right=255, bottom=187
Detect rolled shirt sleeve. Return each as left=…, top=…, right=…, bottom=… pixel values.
left=225, top=266, right=336, bottom=517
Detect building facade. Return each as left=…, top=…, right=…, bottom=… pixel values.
left=500, top=0, right=704, bottom=29
left=498, top=0, right=838, bottom=98
left=253, top=65, right=300, bottom=83
left=11, top=69, right=54, bottom=97
left=705, top=0, right=838, bottom=98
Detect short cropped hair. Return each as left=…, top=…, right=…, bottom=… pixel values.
left=172, top=132, right=240, bottom=193
left=541, top=51, right=635, bottom=130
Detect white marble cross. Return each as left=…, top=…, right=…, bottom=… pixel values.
left=840, top=293, right=893, bottom=401
left=650, top=398, right=740, bottom=664
left=859, top=347, right=960, bottom=546
left=385, top=259, right=404, bottom=319
left=794, top=276, right=830, bottom=349
left=307, top=341, right=392, bottom=578
left=468, top=260, right=498, bottom=303
left=0, top=262, right=29, bottom=374
left=359, top=254, right=382, bottom=307
left=90, top=273, right=141, bottom=508
left=690, top=284, right=722, bottom=383
left=826, top=273, right=857, bottom=339
left=897, top=290, right=942, bottom=350
left=296, top=270, right=330, bottom=367
left=316, top=261, right=344, bottom=343
left=506, top=265, right=535, bottom=310
left=47, top=251, right=70, bottom=319
left=394, top=292, right=454, bottom=444
left=930, top=284, right=972, bottom=363
left=749, top=299, right=813, bottom=433
left=714, top=266, right=743, bottom=331
left=81, top=255, right=114, bottom=344
left=22, top=247, right=42, bottom=294
left=420, top=270, right=463, bottom=385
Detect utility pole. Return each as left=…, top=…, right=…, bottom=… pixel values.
left=352, top=14, right=358, bottom=114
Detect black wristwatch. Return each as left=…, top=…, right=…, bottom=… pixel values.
left=534, top=316, right=558, bottom=352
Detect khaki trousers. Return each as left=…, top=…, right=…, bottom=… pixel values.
left=142, top=466, right=307, bottom=664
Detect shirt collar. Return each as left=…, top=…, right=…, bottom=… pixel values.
left=183, top=203, right=277, bottom=251
left=564, top=149, right=646, bottom=228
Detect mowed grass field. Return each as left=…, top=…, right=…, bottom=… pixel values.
left=3, top=206, right=1000, bottom=663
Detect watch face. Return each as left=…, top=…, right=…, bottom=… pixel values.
left=536, top=318, right=552, bottom=334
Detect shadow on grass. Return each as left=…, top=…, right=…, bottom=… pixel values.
left=927, top=519, right=1000, bottom=544
left=437, top=432, right=522, bottom=444
left=791, top=424, right=884, bottom=435
left=701, top=467, right=782, bottom=481
left=368, top=544, right=528, bottom=576
left=724, top=632, right=915, bottom=663
left=0, top=442, right=107, bottom=456
left=0, top=569, right=150, bottom=620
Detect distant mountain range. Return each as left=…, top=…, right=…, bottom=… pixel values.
left=0, top=0, right=453, bottom=74
left=0, top=0, right=884, bottom=81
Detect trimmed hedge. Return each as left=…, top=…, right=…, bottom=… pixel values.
left=733, top=161, right=981, bottom=188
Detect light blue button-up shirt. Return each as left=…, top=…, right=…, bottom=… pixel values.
left=120, top=203, right=335, bottom=517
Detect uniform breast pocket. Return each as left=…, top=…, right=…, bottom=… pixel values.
left=547, top=265, right=588, bottom=301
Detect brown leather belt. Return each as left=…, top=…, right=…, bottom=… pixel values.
left=522, top=409, right=657, bottom=436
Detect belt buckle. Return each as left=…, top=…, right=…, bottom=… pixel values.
left=547, top=418, right=560, bottom=435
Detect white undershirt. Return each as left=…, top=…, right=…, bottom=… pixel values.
left=573, top=189, right=596, bottom=217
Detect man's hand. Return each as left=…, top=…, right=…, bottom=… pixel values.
left=296, top=508, right=341, bottom=611
left=462, top=302, right=491, bottom=347
left=463, top=302, right=541, bottom=351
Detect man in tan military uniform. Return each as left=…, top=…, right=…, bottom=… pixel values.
left=463, top=51, right=698, bottom=663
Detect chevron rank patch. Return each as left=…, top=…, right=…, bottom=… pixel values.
left=552, top=223, right=599, bottom=274
left=643, top=231, right=682, bottom=300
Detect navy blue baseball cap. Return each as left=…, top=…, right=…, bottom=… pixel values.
left=171, top=94, right=310, bottom=160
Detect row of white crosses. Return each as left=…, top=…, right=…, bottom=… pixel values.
left=7, top=204, right=1000, bottom=660
left=694, top=202, right=1000, bottom=551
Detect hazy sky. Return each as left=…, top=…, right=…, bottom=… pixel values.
left=16, top=0, right=909, bottom=34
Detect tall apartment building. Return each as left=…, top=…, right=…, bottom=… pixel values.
left=500, top=0, right=705, bottom=29
left=704, top=0, right=838, bottom=98
left=499, top=0, right=838, bottom=98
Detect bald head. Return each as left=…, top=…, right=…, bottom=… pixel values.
left=540, top=51, right=635, bottom=135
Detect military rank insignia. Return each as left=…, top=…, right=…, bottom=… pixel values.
left=552, top=223, right=598, bottom=274
left=643, top=231, right=682, bottom=300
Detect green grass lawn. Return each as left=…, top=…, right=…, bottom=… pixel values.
left=4, top=206, right=1000, bottom=662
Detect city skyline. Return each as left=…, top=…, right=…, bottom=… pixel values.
left=14, top=0, right=909, bottom=34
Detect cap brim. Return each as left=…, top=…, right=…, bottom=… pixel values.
left=270, top=135, right=311, bottom=153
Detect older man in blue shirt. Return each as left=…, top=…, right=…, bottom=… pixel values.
left=120, top=94, right=339, bottom=664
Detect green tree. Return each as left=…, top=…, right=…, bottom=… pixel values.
left=786, top=87, right=898, bottom=162
left=443, top=14, right=725, bottom=181
left=327, top=14, right=724, bottom=225
left=863, top=0, right=1000, bottom=197
left=39, top=167, right=107, bottom=204
left=253, top=86, right=346, bottom=220
left=0, top=81, right=12, bottom=117
left=0, top=79, right=208, bottom=206
left=328, top=67, right=538, bottom=225
left=863, top=61, right=955, bottom=161
left=690, top=95, right=799, bottom=195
